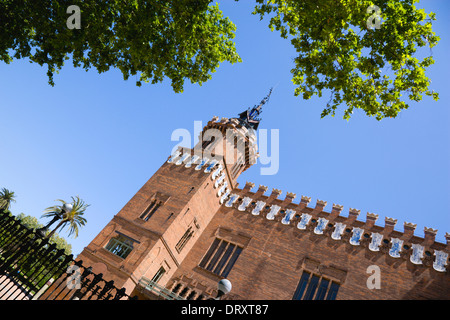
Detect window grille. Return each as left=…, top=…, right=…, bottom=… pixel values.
left=199, top=238, right=243, bottom=278
left=292, top=271, right=340, bottom=300
left=175, top=227, right=195, bottom=253
left=151, top=266, right=166, bottom=284
left=105, top=235, right=134, bottom=259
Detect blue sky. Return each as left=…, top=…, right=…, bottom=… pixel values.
left=1, top=1, right=449, bottom=256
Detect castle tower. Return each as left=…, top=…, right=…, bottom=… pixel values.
left=77, top=88, right=449, bottom=300
left=76, top=91, right=272, bottom=295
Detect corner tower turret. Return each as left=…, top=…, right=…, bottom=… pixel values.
left=75, top=91, right=273, bottom=298
left=194, top=88, right=273, bottom=187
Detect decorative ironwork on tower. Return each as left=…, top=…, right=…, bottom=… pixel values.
left=237, top=88, right=273, bottom=130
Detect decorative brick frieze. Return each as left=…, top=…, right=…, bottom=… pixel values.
left=82, top=114, right=450, bottom=301
left=217, top=184, right=449, bottom=274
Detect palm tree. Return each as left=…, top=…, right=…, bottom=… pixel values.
left=0, top=188, right=16, bottom=210
left=41, top=196, right=89, bottom=239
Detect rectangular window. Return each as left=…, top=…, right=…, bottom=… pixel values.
left=206, top=240, right=228, bottom=272
left=315, top=278, right=330, bottom=300
left=105, top=235, right=134, bottom=259
left=303, top=274, right=320, bottom=300
left=292, top=271, right=340, bottom=300
left=292, top=271, right=310, bottom=300
left=199, top=238, right=220, bottom=268
left=221, top=246, right=242, bottom=278
left=231, top=157, right=244, bottom=178
left=326, top=281, right=340, bottom=300
left=199, top=238, right=242, bottom=277
left=151, top=266, right=166, bottom=284
left=140, top=201, right=161, bottom=221
left=175, top=227, right=194, bottom=253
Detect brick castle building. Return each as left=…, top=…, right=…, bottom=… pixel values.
left=77, top=93, right=450, bottom=300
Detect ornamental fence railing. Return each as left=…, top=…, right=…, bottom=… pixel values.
left=0, top=209, right=136, bottom=300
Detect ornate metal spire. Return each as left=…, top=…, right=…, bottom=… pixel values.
left=238, top=88, right=273, bottom=130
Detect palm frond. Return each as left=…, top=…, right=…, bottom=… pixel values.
left=43, top=196, right=90, bottom=239
left=0, top=188, right=16, bottom=210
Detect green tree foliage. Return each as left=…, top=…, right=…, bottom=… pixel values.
left=0, top=0, right=241, bottom=92
left=16, top=213, right=72, bottom=255
left=1, top=213, right=72, bottom=292
left=253, top=0, right=439, bottom=120
left=0, top=188, right=16, bottom=210
left=0, top=0, right=439, bottom=120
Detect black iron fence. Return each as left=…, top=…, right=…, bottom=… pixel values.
left=0, top=209, right=136, bottom=300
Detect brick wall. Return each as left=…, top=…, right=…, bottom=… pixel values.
left=76, top=116, right=449, bottom=300
left=168, top=192, right=450, bottom=300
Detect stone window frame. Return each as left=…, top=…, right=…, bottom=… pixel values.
left=139, top=192, right=171, bottom=221
left=139, top=200, right=161, bottom=221
left=104, top=232, right=138, bottom=259
left=198, top=238, right=243, bottom=278
left=292, top=257, right=346, bottom=300
left=175, top=226, right=195, bottom=253
left=175, top=217, right=201, bottom=254
left=292, top=270, right=340, bottom=300
left=151, top=266, right=166, bottom=284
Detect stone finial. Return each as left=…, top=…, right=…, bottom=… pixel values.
left=424, top=227, right=438, bottom=235
left=402, top=222, right=417, bottom=239
left=423, top=227, right=438, bottom=247
left=404, top=222, right=417, bottom=229
left=212, top=116, right=219, bottom=122
left=258, top=185, right=268, bottom=192
left=347, top=208, right=360, bottom=224
left=230, top=118, right=240, bottom=126
left=253, top=185, right=268, bottom=198
left=312, top=199, right=327, bottom=214
left=267, top=188, right=282, bottom=201
left=385, top=217, right=397, bottom=226
left=316, top=199, right=327, bottom=207
left=383, top=217, right=397, bottom=235
left=445, top=233, right=450, bottom=252
left=243, top=181, right=255, bottom=192
left=365, top=212, right=379, bottom=229
left=300, top=196, right=311, bottom=205
left=366, top=212, right=378, bottom=221
left=281, top=192, right=296, bottom=206
left=330, top=204, right=343, bottom=219
left=286, top=192, right=296, bottom=199
left=245, top=181, right=255, bottom=188
left=272, top=188, right=282, bottom=195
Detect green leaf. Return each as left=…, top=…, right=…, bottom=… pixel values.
left=252, top=0, right=439, bottom=120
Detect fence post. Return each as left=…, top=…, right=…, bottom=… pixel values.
left=32, top=278, right=54, bottom=300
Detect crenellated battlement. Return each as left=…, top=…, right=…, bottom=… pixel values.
left=168, top=116, right=259, bottom=178
left=218, top=182, right=450, bottom=273
left=166, top=152, right=450, bottom=274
